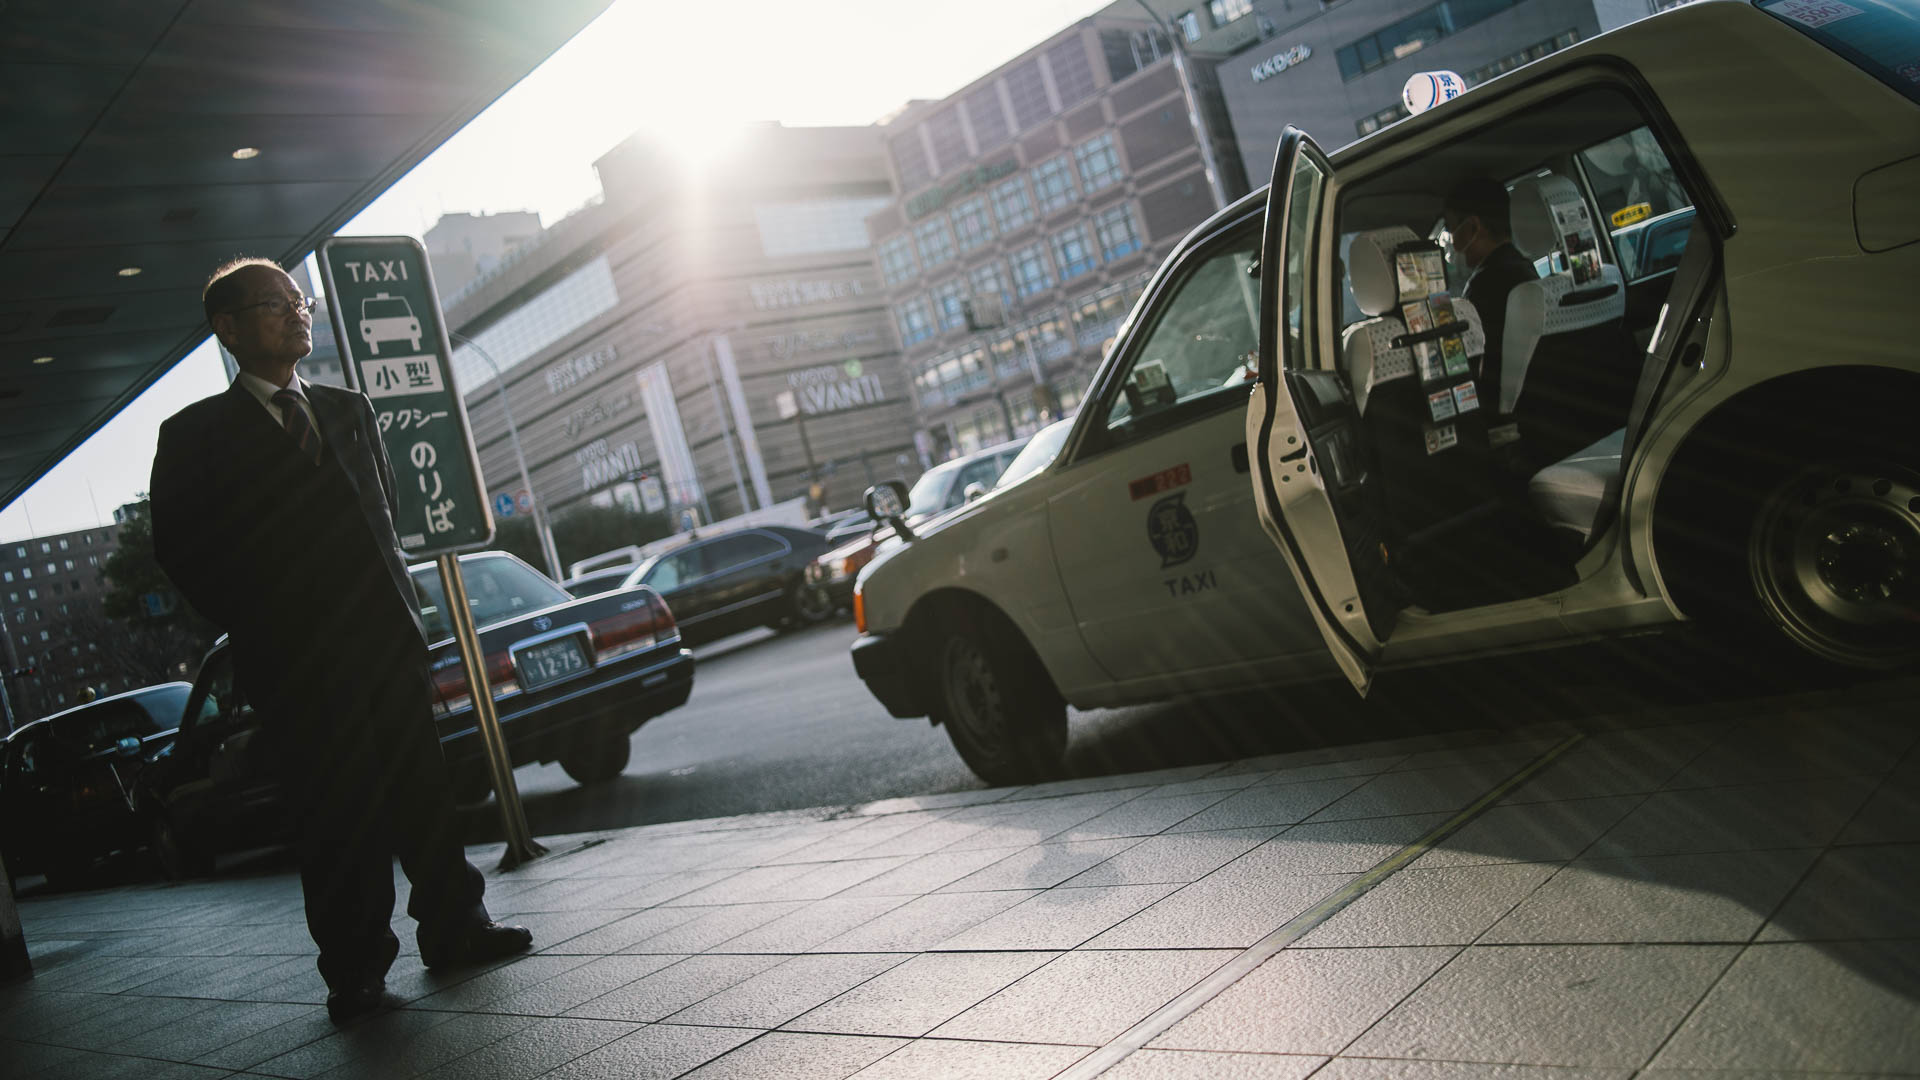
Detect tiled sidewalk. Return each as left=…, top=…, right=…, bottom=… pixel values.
left=5, top=680, right=1918, bottom=1079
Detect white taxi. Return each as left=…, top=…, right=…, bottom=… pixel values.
left=852, top=0, right=1920, bottom=784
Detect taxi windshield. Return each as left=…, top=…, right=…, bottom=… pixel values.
left=411, top=557, right=567, bottom=640
left=1756, top=0, right=1920, bottom=105
left=995, top=418, right=1074, bottom=492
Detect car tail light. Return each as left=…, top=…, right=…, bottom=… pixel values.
left=429, top=652, right=516, bottom=715
left=853, top=581, right=866, bottom=634
left=589, top=606, right=658, bottom=662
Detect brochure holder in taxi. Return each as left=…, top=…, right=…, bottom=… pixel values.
left=1389, top=241, right=1482, bottom=456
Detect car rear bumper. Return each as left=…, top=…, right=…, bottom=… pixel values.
left=440, top=644, right=696, bottom=767
left=852, top=631, right=926, bottom=719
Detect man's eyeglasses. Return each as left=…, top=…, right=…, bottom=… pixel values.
left=228, top=295, right=317, bottom=318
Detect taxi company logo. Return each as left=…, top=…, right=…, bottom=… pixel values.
left=532, top=616, right=553, bottom=632
left=1250, top=43, right=1311, bottom=83
left=1147, top=492, right=1198, bottom=569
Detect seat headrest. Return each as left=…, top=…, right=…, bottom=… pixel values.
left=1347, top=226, right=1426, bottom=316
left=1509, top=174, right=1592, bottom=260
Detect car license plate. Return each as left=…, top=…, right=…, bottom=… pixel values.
left=515, top=636, right=588, bottom=690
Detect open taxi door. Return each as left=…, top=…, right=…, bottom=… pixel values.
left=1247, top=127, right=1398, bottom=695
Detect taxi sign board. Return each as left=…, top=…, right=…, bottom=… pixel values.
left=317, top=236, right=494, bottom=557
left=1610, top=202, right=1653, bottom=228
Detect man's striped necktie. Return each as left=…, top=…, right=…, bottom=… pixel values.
left=271, top=388, right=322, bottom=465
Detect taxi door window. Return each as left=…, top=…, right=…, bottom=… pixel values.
left=705, top=534, right=783, bottom=573
left=646, top=546, right=709, bottom=590
left=1576, top=128, right=1695, bottom=282
left=1102, top=226, right=1261, bottom=433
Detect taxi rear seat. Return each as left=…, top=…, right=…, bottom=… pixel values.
left=1527, top=426, right=1625, bottom=541
left=1501, top=175, right=1638, bottom=470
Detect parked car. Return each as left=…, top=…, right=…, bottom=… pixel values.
left=0, top=683, right=197, bottom=887
left=810, top=429, right=1053, bottom=611
left=849, top=0, right=1920, bottom=783
left=562, top=566, right=638, bottom=599
left=135, top=551, right=693, bottom=877
left=620, top=525, right=836, bottom=643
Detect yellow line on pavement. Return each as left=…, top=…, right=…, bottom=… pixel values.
left=1055, top=731, right=1587, bottom=1080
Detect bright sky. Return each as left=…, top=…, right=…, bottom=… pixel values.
left=0, top=0, right=1108, bottom=543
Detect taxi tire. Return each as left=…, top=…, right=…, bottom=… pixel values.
left=782, top=581, right=836, bottom=629
left=560, top=732, right=631, bottom=786
left=930, top=613, right=1068, bottom=786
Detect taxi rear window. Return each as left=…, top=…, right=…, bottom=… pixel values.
left=1755, top=0, right=1920, bottom=106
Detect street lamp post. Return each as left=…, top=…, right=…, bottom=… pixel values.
left=1135, top=0, right=1229, bottom=212
left=450, top=333, right=565, bottom=582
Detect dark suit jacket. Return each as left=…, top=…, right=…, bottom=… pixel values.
left=151, top=380, right=427, bottom=722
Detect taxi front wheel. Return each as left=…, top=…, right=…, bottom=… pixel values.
left=932, top=615, right=1067, bottom=786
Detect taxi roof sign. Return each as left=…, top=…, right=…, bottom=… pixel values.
left=1611, top=202, right=1653, bottom=228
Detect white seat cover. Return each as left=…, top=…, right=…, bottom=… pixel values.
left=1527, top=427, right=1626, bottom=537
left=1502, top=175, right=1628, bottom=414
left=1342, top=227, right=1486, bottom=415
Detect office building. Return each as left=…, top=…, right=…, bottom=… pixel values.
left=441, top=123, right=912, bottom=526
left=871, top=9, right=1247, bottom=460
left=0, top=522, right=127, bottom=726
left=425, top=210, right=545, bottom=296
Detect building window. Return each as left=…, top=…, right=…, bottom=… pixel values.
left=88, top=641, right=97, bottom=651
left=991, top=176, right=1035, bottom=232
left=448, top=255, right=619, bottom=390
left=1005, top=59, right=1052, bottom=130
left=1465, top=29, right=1580, bottom=85
left=87, top=555, right=98, bottom=567
left=914, top=218, right=956, bottom=269
left=57, top=539, right=68, bottom=550
left=970, top=261, right=1014, bottom=310
left=63, top=558, right=73, bottom=571
left=45, top=563, right=55, bottom=575
left=20, top=567, right=29, bottom=579
left=951, top=196, right=994, bottom=252
left=891, top=132, right=934, bottom=191
left=39, top=630, right=49, bottom=642
left=2, top=571, right=10, bottom=582
left=59, top=603, right=70, bottom=616
left=84, top=534, right=93, bottom=545
left=1032, top=157, right=1078, bottom=214
left=932, top=279, right=970, bottom=331
left=1051, top=225, right=1098, bottom=281
left=753, top=196, right=894, bottom=258
left=13, top=546, right=23, bottom=559
left=1011, top=242, right=1054, bottom=297
left=1209, top=0, right=1252, bottom=24
left=897, top=296, right=936, bottom=346
left=1074, top=134, right=1123, bottom=194
left=26, top=588, right=35, bottom=600
left=1337, top=0, right=1526, bottom=81
left=6, top=591, right=14, bottom=603
left=1093, top=203, right=1144, bottom=261
left=879, top=234, right=919, bottom=286
left=1175, top=10, right=1203, bottom=41
left=39, top=542, right=50, bottom=554
left=1046, top=38, right=1098, bottom=108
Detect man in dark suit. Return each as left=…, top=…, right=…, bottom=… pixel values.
left=150, top=258, right=530, bottom=1023
left=1443, top=176, right=1539, bottom=422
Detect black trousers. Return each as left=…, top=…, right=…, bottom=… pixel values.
left=274, top=648, right=488, bottom=990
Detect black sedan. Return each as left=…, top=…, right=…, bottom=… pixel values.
left=135, top=551, right=693, bottom=877
left=622, top=525, right=836, bottom=643
left=0, top=683, right=197, bottom=888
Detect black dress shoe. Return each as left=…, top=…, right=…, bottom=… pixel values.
left=326, top=978, right=389, bottom=1024
left=420, top=921, right=532, bottom=970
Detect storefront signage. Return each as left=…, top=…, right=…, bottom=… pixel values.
left=545, top=345, right=616, bottom=396
left=784, top=361, right=886, bottom=416
left=764, top=326, right=883, bottom=363
left=576, top=438, right=645, bottom=491
left=905, top=159, right=1019, bottom=221
left=749, top=278, right=868, bottom=311
left=561, top=391, right=633, bottom=440
left=1250, top=43, right=1311, bottom=83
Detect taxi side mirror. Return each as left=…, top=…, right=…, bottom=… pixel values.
left=863, top=481, right=915, bottom=542
left=963, top=482, right=989, bottom=503
left=116, top=736, right=142, bottom=757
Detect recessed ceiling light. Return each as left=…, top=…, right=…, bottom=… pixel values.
left=33, top=356, right=55, bottom=365
left=117, top=266, right=142, bottom=277
left=231, top=147, right=261, bottom=160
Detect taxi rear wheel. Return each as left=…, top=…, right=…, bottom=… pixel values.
left=561, top=731, right=631, bottom=786
left=932, top=616, right=1067, bottom=786
left=1747, top=460, right=1920, bottom=669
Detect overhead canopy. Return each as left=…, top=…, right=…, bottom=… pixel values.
left=0, top=0, right=613, bottom=513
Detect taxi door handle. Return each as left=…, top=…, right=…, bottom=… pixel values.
left=1231, top=443, right=1249, bottom=474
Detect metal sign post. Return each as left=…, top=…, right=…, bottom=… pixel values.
left=317, top=235, right=545, bottom=870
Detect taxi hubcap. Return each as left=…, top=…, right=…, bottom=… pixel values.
left=945, top=638, right=1003, bottom=739
left=1751, top=464, right=1920, bottom=666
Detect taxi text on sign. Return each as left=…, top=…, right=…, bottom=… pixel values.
left=317, top=236, right=495, bottom=557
